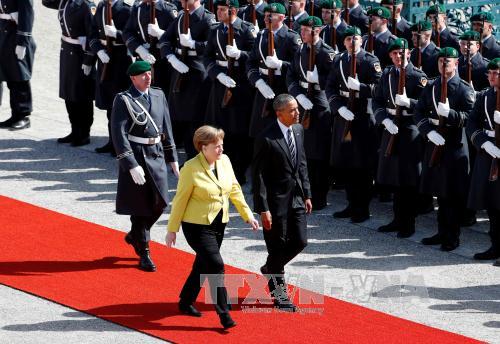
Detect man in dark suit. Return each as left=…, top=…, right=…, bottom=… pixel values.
left=252, top=93, right=312, bottom=311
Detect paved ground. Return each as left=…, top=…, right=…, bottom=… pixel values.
left=0, top=2, right=499, bottom=343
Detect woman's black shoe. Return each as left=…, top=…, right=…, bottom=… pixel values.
left=178, top=303, right=202, bottom=317
left=219, top=313, right=236, bottom=329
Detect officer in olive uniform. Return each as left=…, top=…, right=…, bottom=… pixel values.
left=0, top=0, right=36, bottom=130
left=246, top=2, right=300, bottom=137
left=457, top=30, right=490, bottom=92
left=340, top=0, right=368, bottom=35
left=426, top=4, right=459, bottom=51
left=381, top=0, right=412, bottom=47
left=410, top=20, right=440, bottom=79
left=111, top=61, right=179, bottom=272
left=319, top=0, right=347, bottom=53
left=471, top=11, right=500, bottom=61
left=362, top=6, right=396, bottom=69
left=326, top=25, right=382, bottom=222
left=42, top=0, right=97, bottom=146
left=286, top=16, right=334, bottom=210
left=414, top=47, right=475, bottom=252
left=373, top=38, right=427, bottom=238
left=90, top=0, right=134, bottom=155
left=238, top=0, right=267, bottom=30
left=466, top=58, right=500, bottom=260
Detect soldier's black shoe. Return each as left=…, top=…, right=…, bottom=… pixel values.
left=71, top=136, right=90, bottom=147
left=397, top=229, right=415, bottom=238
left=378, top=192, right=393, bottom=203
left=421, top=234, right=442, bottom=245
left=219, top=313, right=236, bottom=329
left=57, top=133, right=74, bottom=143
left=260, top=264, right=268, bottom=275
left=494, top=258, right=500, bottom=267
left=178, top=302, right=202, bottom=317
left=351, top=212, right=370, bottom=223
left=95, top=142, right=115, bottom=154
left=441, top=240, right=459, bottom=252
left=124, top=233, right=140, bottom=256
left=378, top=221, right=399, bottom=233
left=333, top=207, right=352, bottom=219
left=460, top=215, right=477, bottom=227
left=139, top=248, right=156, bottom=272
left=0, top=117, right=16, bottom=128
left=314, top=202, right=328, bottom=211
left=9, top=117, right=30, bottom=130
left=473, top=247, right=500, bottom=260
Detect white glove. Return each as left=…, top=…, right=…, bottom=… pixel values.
left=170, top=161, right=180, bottom=178
left=130, top=166, right=146, bottom=185
left=81, top=64, right=92, bottom=76
left=265, top=53, right=283, bottom=70
left=135, top=45, right=156, bottom=64
left=10, top=12, right=18, bottom=24
left=338, top=106, right=355, bottom=121
left=15, top=45, right=26, bottom=60
left=255, top=79, right=275, bottom=99
left=226, top=44, right=241, bottom=59
left=367, top=98, right=373, bottom=115
left=179, top=29, right=196, bottom=49
left=306, top=66, right=319, bottom=84
left=482, top=141, right=500, bottom=159
left=167, top=54, right=189, bottom=74
left=494, top=110, right=500, bottom=125
left=97, top=49, right=110, bottom=64
left=382, top=118, right=399, bottom=135
left=437, top=100, right=450, bottom=118
left=217, top=73, right=236, bottom=88
left=347, top=76, right=360, bottom=91
left=395, top=92, right=411, bottom=108
left=148, top=22, right=165, bottom=38
left=296, top=94, right=313, bottom=110
left=104, top=24, right=117, bottom=38
left=254, top=21, right=259, bottom=34
left=427, top=130, right=445, bottom=146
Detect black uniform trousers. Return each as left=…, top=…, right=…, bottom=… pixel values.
left=344, top=168, right=373, bottom=217
left=5, top=80, right=33, bottom=119
left=180, top=211, right=230, bottom=314
left=437, top=195, right=465, bottom=244
left=487, top=209, right=500, bottom=251
left=65, top=100, right=94, bottom=140
left=307, top=158, right=330, bottom=209
left=393, top=185, right=418, bottom=230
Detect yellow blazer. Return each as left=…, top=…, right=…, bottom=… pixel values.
left=167, top=153, right=253, bottom=233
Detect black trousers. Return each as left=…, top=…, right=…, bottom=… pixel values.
left=223, top=134, right=253, bottom=185
left=129, top=188, right=166, bottom=245
left=393, top=185, right=418, bottom=230
left=307, top=158, right=330, bottom=209
left=65, top=100, right=94, bottom=139
left=487, top=209, right=500, bottom=250
left=180, top=211, right=230, bottom=314
left=344, top=168, right=373, bottom=216
left=437, top=195, right=465, bottom=244
left=6, top=80, right=33, bottom=118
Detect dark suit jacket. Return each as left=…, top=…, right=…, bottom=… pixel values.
left=252, top=121, right=312, bottom=217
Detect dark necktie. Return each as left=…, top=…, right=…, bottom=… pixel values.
left=287, top=128, right=296, bottom=167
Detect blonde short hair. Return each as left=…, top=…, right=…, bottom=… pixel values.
left=193, top=125, right=225, bottom=152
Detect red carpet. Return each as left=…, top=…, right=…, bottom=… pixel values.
left=0, top=195, right=481, bottom=343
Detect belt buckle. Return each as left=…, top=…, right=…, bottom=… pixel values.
left=148, top=137, right=156, bottom=144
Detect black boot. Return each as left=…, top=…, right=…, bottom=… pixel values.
left=138, top=245, right=156, bottom=272
left=124, top=232, right=140, bottom=256
left=473, top=246, right=500, bottom=260
left=378, top=220, right=400, bottom=233
left=422, top=233, right=442, bottom=245
left=95, top=142, right=114, bottom=154
left=333, top=206, right=352, bottom=219
left=57, top=133, right=74, bottom=143
left=71, top=136, right=90, bottom=147
left=219, top=313, right=236, bottom=329
left=9, top=117, right=30, bottom=130
left=441, top=239, right=460, bottom=252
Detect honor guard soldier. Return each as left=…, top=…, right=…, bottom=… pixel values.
left=286, top=16, right=334, bottom=209
left=363, top=7, right=396, bottom=69
left=90, top=0, right=134, bottom=155
left=123, top=0, right=178, bottom=94
left=204, top=0, right=256, bottom=184
left=458, top=30, right=490, bottom=92
left=0, top=0, right=35, bottom=130
left=381, top=0, right=412, bottom=46
left=319, top=0, right=347, bottom=53
left=42, top=0, right=97, bottom=146
left=410, top=20, right=440, bottom=79
left=111, top=61, right=179, bottom=272
left=373, top=38, right=427, bottom=238
left=326, top=25, right=382, bottom=222
left=159, top=0, right=216, bottom=159
left=341, top=0, right=369, bottom=35
left=288, top=0, right=308, bottom=32
left=238, top=0, right=267, bottom=31
left=471, top=11, right=500, bottom=61
left=426, top=3, right=459, bottom=51
left=246, top=2, right=300, bottom=137
left=466, top=58, right=500, bottom=260
left=414, top=47, right=475, bottom=252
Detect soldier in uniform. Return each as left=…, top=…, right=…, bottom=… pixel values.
left=238, top=0, right=267, bottom=30
left=409, top=20, right=440, bottom=79
left=363, top=6, right=396, bottom=69
left=458, top=30, right=490, bottom=92
left=90, top=0, right=134, bottom=155
left=381, top=0, right=412, bottom=47
left=204, top=0, right=256, bottom=184
left=471, top=11, right=500, bottom=61
left=326, top=26, right=382, bottom=222
left=426, top=3, right=459, bottom=51
left=286, top=16, right=334, bottom=210
left=414, top=47, right=475, bottom=252
left=319, top=0, right=347, bottom=53
left=466, top=58, right=500, bottom=260
left=373, top=38, right=427, bottom=238
left=42, top=0, right=97, bottom=147
left=0, top=0, right=35, bottom=130
left=246, top=2, right=300, bottom=138
left=159, top=0, right=216, bottom=159
left=111, top=61, right=179, bottom=272
left=341, top=0, right=368, bottom=35
left=288, top=0, right=308, bottom=32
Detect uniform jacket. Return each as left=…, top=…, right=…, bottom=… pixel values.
left=238, top=0, right=266, bottom=29
left=410, top=41, right=440, bottom=79
left=320, top=20, right=347, bottom=53
left=362, top=29, right=397, bottom=69
left=432, top=27, right=460, bottom=51
left=341, top=5, right=369, bottom=35
left=481, top=35, right=500, bottom=61
left=458, top=52, right=490, bottom=92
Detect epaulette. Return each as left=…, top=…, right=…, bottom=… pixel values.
left=459, top=78, right=474, bottom=87
left=365, top=51, right=377, bottom=59
left=412, top=65, right=426, bottom=74
left=210, top=21, right=220, bottom=28
left=150, top=86, right=162, bottom=91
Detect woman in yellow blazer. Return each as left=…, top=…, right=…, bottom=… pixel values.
left=166, top=125, right=259, bottom=329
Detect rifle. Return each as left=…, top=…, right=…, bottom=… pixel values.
left=250, top=0, right=257, bottom=26
left=466, top=38, right=472, bottom=86
left=173, top=3, right=190, bottom=93
left=222, top=1, right=234, bottom=108
left=288, top=3, right=293, bottom=28
left=208, top=0, right=214, bottom=13
left=330, top=10, right=337, bottom=52
left=100, top=0, right=113, bottom=83
left=429, top=57, right=448, bottom=167
left=433, top=10, right=440, bottom=47
left=301, top=28, right=316, bottom=129
left=367, top=13, right=373, bottom=53
left=479, top=16, right=485, bottom=55
left=416, top=23, right=422, bottom=69
left=343, top=0, right=349, bottom=25
left=342, top=35, right=357, bottom=142
left=391, top=0, right=397, bottom=36
left=149, top=0, right=157, bottom=82
left=261, top=15, right=275, bottom=117
left=488, top=76, right=500, bottom=181
left=309, top=0, right=314, bottom=16
left=385, top=44, right=406, bottom=157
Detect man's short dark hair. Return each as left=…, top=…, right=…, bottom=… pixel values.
left=273, top=94, right=295, bottom=112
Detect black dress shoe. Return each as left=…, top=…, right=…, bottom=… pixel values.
left=9, top=117, right=30, bottom=130
left=421, top=233, right=442, bottom=245
left=441, top=240, right=459, bottom=252
left=494, top=259, right=500, bottom=267
left=378, top=192, right=393, bottom=203
left=378, top=221, right=399, bottom=233
left=95, top=142, right=114, bottom=154
left=0, top=117, right=16, bottom=128
left=57, top=133, right=74, bottom=143
left=178, top=303, right=202, bottom=317
left=333, top=207, right=352, bottom=218
left=260, top=264, right=268, bottom=275
left=139, top=248, right=156, bottom=272
left=71, top=137, right=90, bottom=147
left=351, top=213, right=370, bottom=223
left=219, top=313, right=236, bottom=329
left=473, top=247, right=500, bottom=260
left=460, top=215, right=477, bottom=227
left=124, top=233, right=140, bottom=256
left=397, top=229, right=415, bottom=238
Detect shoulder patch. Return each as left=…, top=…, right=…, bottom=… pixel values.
left=172, top=9, right=178, bottom=17
left=373, top=62, right=382, bottom=72
left=296, top=37, right=302, bottom=45
left=90, top=3, right=97, bottom=15
left=420, top=77, right=427, bottom=86
left=328, top=52, right=335, bottom=61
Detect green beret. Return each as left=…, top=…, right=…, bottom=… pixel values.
left=388, top=38, right=409, bottom=52
left=367, top=6, right=391, bottom=20
left=127, top=61, right=151, bottom=76
left=471, top=11, right=494, bottom=24
left=380, top=0, right=403, bottom=5
left=438, top=47, right=459, bottom=59
left=459, top=30, right=480, bottom=41
left=214, top=0, right=239, bottom=8
left=343, top=25, right=362, bottom=37
left=320, top=0, right=342, bottom=9
left=487, top=58, right=500, bottom=70
left=426, top=4, right=445, bottom=16
left=264, top=2, right=286, bottom=14
left=299, top=16, right=323, bottom=28
left=410, top=20, right=432, bottom=32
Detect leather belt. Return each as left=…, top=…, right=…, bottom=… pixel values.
left=128, top=134, right=161, bottom=145
left=386, top=108, right=412, bottom=116
left=299, top=81, right=320, bottom=91
left=259, top=67, right=281, bottom=76
left=61, top=35, right=81, bottom=45
left=216, top=60, right=239, bottom=67
left=100, top=39, right=125, bottom=46
left=176, top=48, right=197, bottom=56
left=340, top=90, right=359, bottom=98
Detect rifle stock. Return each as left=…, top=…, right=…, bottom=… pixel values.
left=301, top=29, right=316, bottom=129
left=488, top=77, right=500, bottom=181
left=149, top=0, right=157, bottom=82
left=367, top=14, right=373, bottom=53
left=343, top=0, right=349, bottom=25
left=416, top=25, right=422, bottom=69
left=429, top=57, right=448, bottom=167
left=222, top=2, right=234, bottom=108
left=173, top=4, right=190, bottom=93
left=466, top=38, right=472, bottom=86
left=100, top=0, right=113, bottom=83
left=391, top=0, right=397, bottom=35
left=342, top=36, right=357, bottom=142
left=261, top=15, right=275, bottom=118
